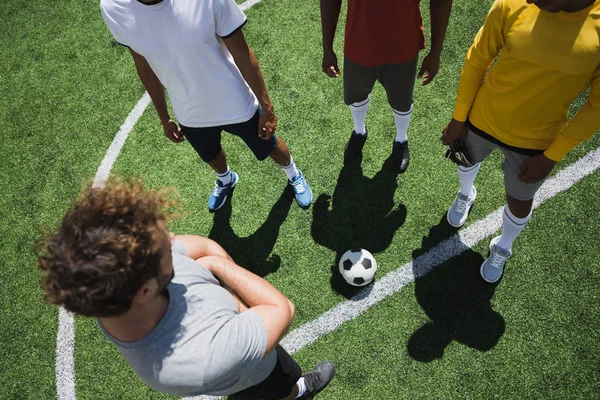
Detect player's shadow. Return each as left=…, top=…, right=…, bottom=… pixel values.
left=312, top=156, right=407, bottom=299
left=408, top=216, right=505, bottom=362
left=208, top=187, right=294, bottom=277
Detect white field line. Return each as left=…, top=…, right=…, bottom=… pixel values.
left=55, top=1, right=261, bottom=399
left=187, top=145, right=600, bottom=400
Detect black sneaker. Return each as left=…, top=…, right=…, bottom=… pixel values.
left=297, top=361, right=335, bottom=399
left=392, top=140, right=410, bottom=173
left=344, top=130, right=367, bottom=162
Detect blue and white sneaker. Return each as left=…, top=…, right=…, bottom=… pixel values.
left=208, top=172, right=238, bottom=212
left=289, top=170, right=313, bottom=209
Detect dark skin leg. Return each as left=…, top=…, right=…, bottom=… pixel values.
left=506, top=192, right=533, bottom=218
left=269, top=136, right=293, bottom=167
left=208, top=138, right=293, bottom=175
left=207, top=147, right=228, bottom=175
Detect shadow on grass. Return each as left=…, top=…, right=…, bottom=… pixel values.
left=208, top=187, right=294, bottom=277
left=408, top=216, right=505, bottom=362
left=312, top=156, right=407, bottom=298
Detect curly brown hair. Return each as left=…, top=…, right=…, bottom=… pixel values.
left=38, top=179, right=178, bottom=317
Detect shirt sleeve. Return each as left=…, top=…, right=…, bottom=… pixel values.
left=171, top=239, right=186, bottom=256
left=100, top=3, right=129, bottom=47
left=213, top=0, right=248, bottom=38
left=544, top=67, right=600, bottom=162
left=452, top=0, right=507, bottom=122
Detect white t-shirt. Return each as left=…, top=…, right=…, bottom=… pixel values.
left=100, top=0, right=259, bottom=127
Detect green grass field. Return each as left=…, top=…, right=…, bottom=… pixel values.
left=1, top=0, right=599, bottom=399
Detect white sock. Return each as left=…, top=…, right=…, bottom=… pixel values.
left=350, top=97, right=370, bottom=135
left=281, top=156, right=300, bottom=181
left=457, top=163, right=481, bottom=197
left=216, top=167, right=232, bottom=185
left=294, top=377, right=307, bottom=399
left=393, top=106, right=413, bottom=143
left=497, top=206, right=531, bottom=251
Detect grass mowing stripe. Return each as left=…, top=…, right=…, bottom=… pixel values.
left=281, top=146, right=600, bottom=355
left=54, top=1, right=262, bottom=399
left=185, top=145, right=600, bottom=400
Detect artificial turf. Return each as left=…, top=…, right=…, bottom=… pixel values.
left=1, top=0, right=598, bottom=399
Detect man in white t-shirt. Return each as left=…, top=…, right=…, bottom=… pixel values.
left=100, top=0, right=313, bottom=211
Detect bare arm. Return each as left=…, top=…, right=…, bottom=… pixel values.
left=174, top=235, right=232, bottom=260
left=418, top=0, right=453, bottom=85
left=223, top=30, right=277, bottom=139
left=197, top=255, right=295, bottom=354
left=172, top=234, right=249, bottom=310
left=320, top=0, right=342, bottom=77
left=129, top=49, right=183, bottom=143
left=428, top=0, right=453, bottom=59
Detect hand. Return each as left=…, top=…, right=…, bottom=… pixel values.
left=162, top=119, right=184, bottom=143
left=258, top=107, right=278, bottom=140
left=517, top=154, right=556, bottom=184
left=418, top=52, right=441, bottom=86
left=441, top=119, right=467, bottom=148
left=322, top=49, right=340, bottom=78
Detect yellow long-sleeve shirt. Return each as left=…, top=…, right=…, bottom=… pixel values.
left=452, top=0, right=600, bottom=162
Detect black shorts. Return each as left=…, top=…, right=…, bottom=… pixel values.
left=344, top=56, right=418, bottom=112
left=232, top=346, right=302, bottom=400
left=180, top=111, right=277, bottom=163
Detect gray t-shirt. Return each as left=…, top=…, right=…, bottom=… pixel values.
left=98, top=240, right=277, bottom=397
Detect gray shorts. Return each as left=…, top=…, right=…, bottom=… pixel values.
left=344, top=57, right=418, bottom=112
left=465, top=128, right=545, bottom=201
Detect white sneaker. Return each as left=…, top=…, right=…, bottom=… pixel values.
left=447, top=187, right=477, bottom=228
left=480, top=236, right=512, bottom=283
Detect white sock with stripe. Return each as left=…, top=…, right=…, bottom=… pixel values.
left=216, top=167, right=232, bottom=185
left=496, top=206, right=531, bottom=251
left=393, top=106, right=413, bottom=143
left=282, top=156, right=300, bottom=181
left=350, top=97, right=370, bottom=135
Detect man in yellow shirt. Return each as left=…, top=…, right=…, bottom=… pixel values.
left=442, top=0, right=600, bottom=283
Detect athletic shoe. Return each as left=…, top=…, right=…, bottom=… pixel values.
left=208, top=172, right=238, bottom=212
left=289, top=170, right=313, bottom=209
left=392, top=140, right=410, bottom=173
left=447, top=187, right=477, bottom=228
left=480, top=236, right=512, bottom=283
left=297, top=361, right=336, bottom=399
left=344, top=130, right=367, bottom=162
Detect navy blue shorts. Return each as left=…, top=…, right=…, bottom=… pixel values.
left=180, top=111, right=277, bottom=163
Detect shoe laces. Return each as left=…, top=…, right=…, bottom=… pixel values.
left=489, top=249, right=507, bottom=269
left=455, top=196, right=469, bottom=214
left=211, top=184, right=226, bottom=198
left=291, top=177, right=305, bottom=194
left=304, top=370, right=321, bottom=393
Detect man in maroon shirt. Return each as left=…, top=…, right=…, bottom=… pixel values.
left=320, top=0, right=453, bottom=172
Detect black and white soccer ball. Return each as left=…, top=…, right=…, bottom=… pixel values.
left=338, top=249, right=377, bottom=287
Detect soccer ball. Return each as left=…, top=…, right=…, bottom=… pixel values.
left=338, top=249, right=377, bottom=286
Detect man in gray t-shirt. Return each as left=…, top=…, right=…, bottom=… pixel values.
left=38, top=181, right=334, bottom=399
